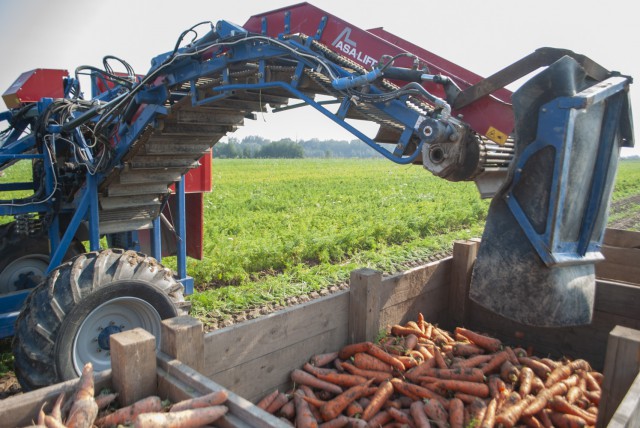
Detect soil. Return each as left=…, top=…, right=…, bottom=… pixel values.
left=1, top=194, right=638, bottom=399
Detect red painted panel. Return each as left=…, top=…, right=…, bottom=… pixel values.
left=244, top=3, right=515, bottom=141
left=2, top=69, right=68, bottom=108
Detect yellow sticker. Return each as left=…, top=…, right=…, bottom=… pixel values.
left=486, top=126, right=508, bottom=145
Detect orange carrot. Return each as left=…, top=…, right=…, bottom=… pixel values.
left=317, top=415, right=349, bottom=428
left=295, top=390, right=319, bottom=428
left=304, top=362, right=338, bottom=377
left=453, top=343, right=485, bottom=357
left=338, top=342, right=372, bottom=360
left=51, top=392, right=65, bottom=422
left=522, top=415, right=544, bottom=428
left=545, top=360, right=591, bottom=387
left=362, top=380, right=394, bottom=421
left=367, top=410, right=393, bottom=427
left=392, top=324, right=428, bottom=339
left=566, top=386, right=582, bottom=404
left=548, top=397, right=596, bottom=425
left=531, top=375, right=545, bottom=394
left=367, top=345, right=406, bottom=371
left=266, top=392, right=291, bottom=415
left=170, top=390, right=228, bottom=412
left=452, top=354, right=493, bottom=369
left=504, top=346, right=520, bottom=365
left=583, top=389, right=601, bottom=405
left=386, top=407, right=413, bottom=426
left=354, top=352, right=394, bottom=372
left=518, top=366, right=535, bottom=397
left=319, top=379, right=374, bottom=421
left=481, top=350, right=509, bottom=375
left=317, top=372, right=368, bottom=388
left=345, top=401, right=363, bottom=418
left=416, top=345, right=433, bottom=360
left=495, top=393, right=535, bottom=428
left=589, top=371, right=603, bottom=386
left=488, top=375, right=508, bottom=400
left=133, top=405, right=228, bottom=428
left=405, top=359, right=437, bottom=382
left=291, top=369, right=344, bottom=395
left=453, top=392, right=480, bottom=405
left=449, top=398, right=464, bottom=428
left=257, top=389, right=280, bottom=410
left=523, top=382, right=568, bottom=417
left=500, top=360, right=520, bottom=384
left=454, top=327, right=502, bottom=352
left=518, top=357, right=551, bottom=381
left=538, top=409, right=553, bottom=428
left=410, top=401, right=431, bottom=428
left=432, top=379, right=489, bottom=397
left=419, top=367, right=485, bottom=382
left=300, top=386, right=325, bottom=421
left=67, top=363, right=99, bottom=428
left=432, top=346, right=449, bottom=369
left=311, top=352, right=339, bottom=367
left=397, top=355, right=420, bottom=369
left=404, top=334, right=419, bottom=351
left=95, top=396, right=163, bottom=427
left=541, top=358, right=561, bottom=370
left=466, top=397, right=488, bottom=427
left=548, top=411, right=587, bottom=428
left=44, top=415, right=66, bottom=428
left=480, top=398, right=498, bottom=428
left=417, top=313, right=426, bottom=333
left=424, top=398, right=449, bottom=428
left=95, top=393, right=118, bottom=411
left=390, top=378, right=448, bottom=406
left=279, top=399, right=296, bottom=419
left=581, top=371, right=601, bottom=392
left=341, top=362, right=393, bottom=383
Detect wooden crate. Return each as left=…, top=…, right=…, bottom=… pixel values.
left=0, top=319, right=289, bottom=428
left=596, top=228, right=640, bottom=285
left=201, top=231, right=640, bottom=427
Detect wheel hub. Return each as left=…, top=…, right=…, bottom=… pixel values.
left=96, top=324, right=124, bottom=351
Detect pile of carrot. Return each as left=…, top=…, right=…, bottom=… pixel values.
left=25, top=362, right=229, bottom=428
left=258, top=314, right=603, bottom=428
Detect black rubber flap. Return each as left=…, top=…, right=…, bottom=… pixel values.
left=469, top=57, right=597, bottom=327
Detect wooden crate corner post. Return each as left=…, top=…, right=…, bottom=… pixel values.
left=598, top=325, right=640, bottom=427
left=349, top=268, right=383, bottom=343
left=449, top=239, right=480, bottom=327
left=110, top=328, right=157, bottom=406
left=161, top=315, right=205, bottom=372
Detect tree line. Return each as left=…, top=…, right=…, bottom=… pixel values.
left=213, top=136, right=382, bottom=159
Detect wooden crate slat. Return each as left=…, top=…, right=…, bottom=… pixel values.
left=203, top=291, right=349, bottom=377
left=608, top=372, right=640, bottom=428
left=603, top=228, right=640, bottom=248
left=596, top=280, right=640, bottom=318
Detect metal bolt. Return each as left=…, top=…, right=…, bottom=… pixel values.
left=97, top=348, right=102, bottom=353
left=120, top=325, right=125, bottom=329
left=109, top=321, right=115, bottom=326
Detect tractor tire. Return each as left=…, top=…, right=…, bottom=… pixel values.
left=12, top=248, right=187, bottom=391
left=0, top=222, right=84, bottom=294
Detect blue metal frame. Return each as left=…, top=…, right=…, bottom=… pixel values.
left=505, top=76, right=629, bottom=266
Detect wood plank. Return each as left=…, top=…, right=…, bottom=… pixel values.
left=449, top=240, right=480, bottom=327
left=597, top=261, right=640, bottom=285
left=110, top=328, right=157, bottom=406
left=203, top=291, right=349, bottom=377
left=608, top=372, right=640, bottom=428
left=379, top=279, right=449, bottom=329
left=380, top=257, right=452, bottom=310
left=349, top=269, right=382, bottom=343
left=604, top=228, right=640, bottom=248
left=157, top=352, right=291, bottom=428
left=210, top=327, right=348, bottom=403
left=598, top=326, right=640, bottom=427
left=161, top=315, right=204, bottom=372
left=0, top=370, right=111, bottom=428
left=595, top=280, right=640, bottom=319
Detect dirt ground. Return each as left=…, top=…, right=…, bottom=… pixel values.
left=1, top=194, right=638, bottom=399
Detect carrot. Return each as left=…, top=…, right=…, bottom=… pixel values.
left=367, top=345, right=406, bottom=372
left=386, top=407, right=413, bottom=426
left=589, top=371, right=603, bottom=386
left=302, top=393, right=326, bottom=408
left=341, top=362, right=393, bottom=383
left=451, top=392, right=478, bottom=405
left=466, top=397, right=488, bottom=427
left=448, top=398, right=464, bottom=428
left=51, top=392, right=65, bottom=422
left=311, top=352, right=340, bottom=367
left=522, top=415, right=544, bottom=428
left=95, top=393, right=118, bottom=411
left=390, top=378, right=448, bottom=406
left=537, top=409, right=553, bottom=428
left=434, top=326, right=455, bottom=343
left=540, top=357, right=561, bottom=370
left=362, top=380, right=394, bottom=421
left=417, top=313, right=426, bottom=333
left=419, top=367, right=485, bottom=382
left=67, top=363, right=99, bottom=428
left=518, top=366, right=535, bottom=397
left=391, top=324, right=427, bottom=339
left=583, top=389, right=601, bottom=405
left=480, top=398, right=498, bottom=428
left=548, top=411, right=587, bottom=428
left=291, top=369, right=344, bottom=395
left=279, top=399, right=296, bottom=419
left=410, top=401, right=431, bottom=428
left=518, top=356, right=551, bottom=380
left=452, top=354, right=493, bottom=369
left=405, top=359, right=437, bottom=381
left=367, top=409, right=393, bottom=427
left=432, top=346, right=449, bottom=370
left=522, top=382, right=568, bottom=417
left=304, top=362, right=339, bottom=377
left=170, top=390, right=228, bottom=412
left=133, top=405, right=228, bottom=428
left=495, top=393, right=535, bottom=428
left=566, top=386, right=582, bottom=404
left=500, top=360, right=520, bottom=384
left=317, top=372, right=368, bottom=388
left=338, top=342, right=373, bottom=360
left=44, top=416, right=66, bottom=428
left=397, top=355, right=420, bottom=369
left=481, top=350, right=509, bottom=375
left=504, top=346, right=520, bottom=365
left=319, top=379, right=374, bottom=421
left=295, top=390, right=319, bottom=428
left=404, top=334, right=419, bottom=351
left=318, top=415, right=349, bottom=428
left=453, top=343, right=485, bottom=357
left=545, top=360, right=591, bottom=387
left=416, top=345, right=433, bottom=360
left=432, top=379, right=489, bottom=397
left=345, top=400, right=364, bottom=418
left=265, top=392, right=291, bottom=414
left=353, top=352, right=394, bottom=373
left=454, top=327, right=502, bottom=352
left=487, top=375, right=508, bottom=400
left=531, top=375, right=545, bottom=394
left=548, top=397, right=596, bottom=425
left=581, top=371, right=601, bottom=392
left=300, top=386, right=325, bottom=421
left=257, top=389, right=280, bottom=410
left=95, top=396, right=163, bottom=427
left=423, top=399, right=449, bottom=428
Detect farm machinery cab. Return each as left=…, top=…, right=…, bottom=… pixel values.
left=0, top=2, right=633, bottom=389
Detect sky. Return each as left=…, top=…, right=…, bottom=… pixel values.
left=0, top=0, right=637, bottom=156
